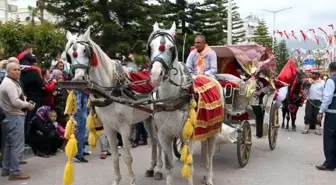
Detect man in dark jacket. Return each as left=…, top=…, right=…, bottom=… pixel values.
left=18, top=44, right=45, bottom=140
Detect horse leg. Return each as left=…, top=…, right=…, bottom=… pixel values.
left=203, top=135, right=217, bottom=185
left=143, top=117, right=163, bottom=180
left=104, top=128, right=121, bottom=185
left=158, top=131, right=174, bottom=185
left=120, top=127, right=136, bottom=185
left=281, top=106, right=286, bottom=129
left=291, top=110, right=297, bottom=131
left=285, top=110, right=290, bottom=131
left=155, top=139, right=164, bottom=180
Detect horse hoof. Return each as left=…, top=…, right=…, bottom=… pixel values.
left=154, top=172, right=163, bottom=180
left=145, top=170, right=154, bottom=177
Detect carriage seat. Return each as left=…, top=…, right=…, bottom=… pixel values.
left=126, top=70, right=153, bottom=94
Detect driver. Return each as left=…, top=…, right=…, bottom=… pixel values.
left=186, top=35, right=217, bottom=78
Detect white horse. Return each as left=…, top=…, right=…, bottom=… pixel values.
left=64, top=28, right=163, bottom=185
left=148, top=22, right=219, bottom=185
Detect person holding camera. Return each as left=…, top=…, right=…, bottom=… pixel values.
left=0, top=62, right=35, bottom=181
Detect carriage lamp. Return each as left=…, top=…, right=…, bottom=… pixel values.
left=72, top=51, right=78, bottom=58
left=159, top=44, right=165, bottom=52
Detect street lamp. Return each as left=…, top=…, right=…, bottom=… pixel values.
left=259, top=7, right=292, bottom=52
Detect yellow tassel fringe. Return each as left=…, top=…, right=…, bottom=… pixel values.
left=86, top=110, right=99, bottom=149
left=180, top=98, right=197, bottom=179
left=63, top=91, right=78, bottom=185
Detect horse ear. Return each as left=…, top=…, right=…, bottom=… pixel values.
left=66, top=31, right=72, bottom=40
left=153, top=22, right=159, bottom=31
left=82, top=27, right=91, bottom=41
left=169, top=22, right=176, bottom=36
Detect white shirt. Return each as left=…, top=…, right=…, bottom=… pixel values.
left=308, top=80, right=325, bottom=101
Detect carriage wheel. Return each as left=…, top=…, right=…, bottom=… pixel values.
left=237, top=120, right=252, bottom=167
left=173, top=138, right=183, bottom=159
left=268, top=103, right=279, bottom=150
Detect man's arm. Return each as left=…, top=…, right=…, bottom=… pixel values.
left=319, top=79, right=335, bottom=113
left=31, top=70, right=45, bottom=88
left=186, top=52, right=196, bottom=74
left=6, top=84, right=30, bottom=109
left=204, top=51, right=217, bottom=76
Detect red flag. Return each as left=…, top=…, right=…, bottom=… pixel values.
left=318, top=27, right=328, bottom=37
left=308, top=50, right=311, bottom=54
left=309, top=29, right=315, bottom=33
left=277, top=58, right=297, bottom=84
left=328, top=36, right=333, bottom=45
left=300, top=30, right=308, bottom=41
left=291, top=31, right=298, bottom=40
left=329, top=24, right=334, bottom=30
left=314, top=34, right=320, bottom=45
left=296, top=49, right=301, bottom=54
left=277, top=30, right=283, bottom=37
left=283, top=31, right=290, bottom=39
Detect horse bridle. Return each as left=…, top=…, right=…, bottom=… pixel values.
left=66, top=40, right=94, bottom=74
left=147, top=31, right=177, bottom=78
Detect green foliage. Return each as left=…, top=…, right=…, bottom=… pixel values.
left=0, top=21, right=66, bottom=67
left=275, top=40, right=289, bottom=74
left=133, top=55, right=147, bottom=66
left=253, top=19, right=272, bottom=49
left=26, top=5, right=41, bottom=24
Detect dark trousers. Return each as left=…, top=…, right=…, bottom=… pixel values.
left=25, top=101, right=40, bottom=142
left=134, top=122, right=148, bottom=144
left=30, top=133, right=63, bottom=154
left=304, top=100, right=322, bottom=129
left=323, top=113, right=336, bottom=168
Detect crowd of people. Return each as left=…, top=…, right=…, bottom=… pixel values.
left=0, top=44, right=149, bottom=181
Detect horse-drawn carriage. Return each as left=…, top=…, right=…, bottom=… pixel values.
left=173, top=44, right=280, bottom=167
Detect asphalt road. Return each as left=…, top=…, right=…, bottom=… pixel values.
left=0, top=105, right=334, bottom=185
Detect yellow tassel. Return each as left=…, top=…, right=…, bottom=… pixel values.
left=180, top=144, right=188, bottom=162
left=63, top=161, right=74, bottom=185
left=186, top=154, right=193, bottom=165
left=86, top=112, right=96, bottom=131
left=64, top=118, right=75, bottom=139
left=88, top=132, right=98, bottom=149
left=63, top=134, right=77, bottom=185
left=191, top=98, right=197, bottom=109
left=181, top=164, right=191, bottom=179
left=189, top=108, right=196, bottom=125
left=87, top=99, right=92, bottom=108
left=64, top=91, right=77, bottom=115
left=182, top=119, right=194, bottom=139
left=65, top=134, right=78, bottom=158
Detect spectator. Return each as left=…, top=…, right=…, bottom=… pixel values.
left=8, top=57, right=19, bottom=64
left=28, top=106, right=62, bottom=158
left=132, top=122, right=148, bottom=148
left=40, top=68, right=57, bottom=106
left=74, top=90, right=90, bottom=162
left=19, top=44, right=45, bottom=140
left=0, top=62, right=34, bottom=180
left=50, top=69, right=68, bottom=128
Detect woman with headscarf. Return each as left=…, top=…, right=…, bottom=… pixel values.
left=28, top=106, right=62, bottom=158
left=50, top=69, right=69, bottom=129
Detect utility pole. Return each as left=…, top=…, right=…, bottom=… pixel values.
left=227, top=0, right=232, bottom=44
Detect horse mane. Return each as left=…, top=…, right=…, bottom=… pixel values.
left=89, top=40, right=118, bottom=81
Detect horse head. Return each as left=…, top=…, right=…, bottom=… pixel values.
left=147, top=22, right=177, bottom=86
left=65, top=27, right=100, bottom=81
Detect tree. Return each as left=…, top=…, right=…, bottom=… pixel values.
left=253, top=19, right=272, bottom=49
left=190, top=0, right=226, bottom=46
left=0, top=21, right=66, bottom=67
left=45, top=0, right=89, bottom=34
left=26, top=6, right=41, bottom=24
left=275, top=40, right=289, bottom=74
left=36, top=0, right=45, bottom=21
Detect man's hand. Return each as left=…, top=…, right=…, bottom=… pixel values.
left=52, top=79, right=57, bottom=83
left=27, top=103, right=35, bottom=111
left=53, top=91, right=57, bottom=96
left=317, top=113, right=323, bottom=123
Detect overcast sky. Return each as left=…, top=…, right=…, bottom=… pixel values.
left=236, top=0, right=335, bottom=34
